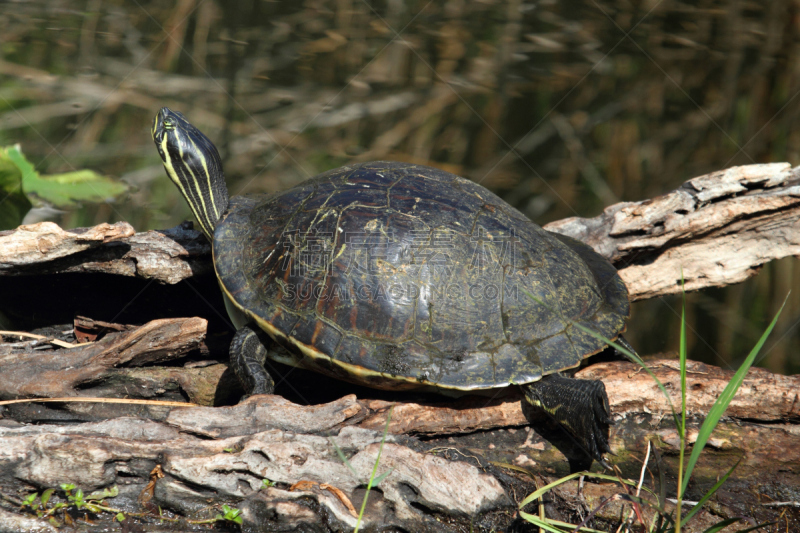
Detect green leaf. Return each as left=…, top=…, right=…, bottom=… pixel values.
left=681, top=294, right=789, bottom=496
left=0, top=146, right=32, bottom=230
left=371, top=468, right=393, bottom=487
left=222, top=504, right=241, bottom=519
left=40, top=488, right=54, bottom=507
left=69, top=488, right=84, bottom=506
left=4, top=145, right=127, bottom=209
left=218, top=505, right=243, bottom=524
left=115, top=512, right=126, bottom=522
left=86, top=485, right=119, bottom=501
left=60, top=483, right=75, bottom=493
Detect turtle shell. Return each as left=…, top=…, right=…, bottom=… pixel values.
left=214, top=161, right=629, bottom=391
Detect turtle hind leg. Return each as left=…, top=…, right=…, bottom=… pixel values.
left=230, top=325, right=275, bottom=397
left=522, top=373, right=612, bottom=468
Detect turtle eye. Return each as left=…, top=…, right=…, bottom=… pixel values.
left=163, top=118, right=175, bottom=131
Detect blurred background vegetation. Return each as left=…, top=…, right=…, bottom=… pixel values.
left=0, top=0, right=798, bottom=374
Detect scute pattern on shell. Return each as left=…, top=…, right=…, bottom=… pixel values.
left=214, top=161, right=629, bottom=391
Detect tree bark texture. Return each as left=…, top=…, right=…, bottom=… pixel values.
left=0, top=164, right=799, bottom=531
left=0, top=163, right=797, bottom=299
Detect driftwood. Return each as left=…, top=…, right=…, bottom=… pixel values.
left=545, top=163, right=800, bottom=300
left=0, top=317, right=207, bottom=399
left=0, top=163, right=797, bottom=300
left=0, top=363, right=796, bottom=531
left=0, top=220, right=211, bottom=284
left=1, top=164, right=799, bottom=531
left=0, top=334, right=798, bottom=531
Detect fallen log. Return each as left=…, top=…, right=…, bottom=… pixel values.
left=1, top=354, right=798, bottom=529
left=0, top=163, right=797, bottom=301
left=0, top=221, right=210, bottom=284
left=1, top=163, right=799, bottom=531
left=0, top=367, right=795, bottom=531
left=544, top=163, right=800, bottom=300
left=0, top=317, right=207, bottom=399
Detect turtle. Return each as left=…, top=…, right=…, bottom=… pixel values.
left=152, top=107, right=631, bottom=466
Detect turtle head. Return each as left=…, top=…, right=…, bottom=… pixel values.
left=152, top=107, right=229, bottom=240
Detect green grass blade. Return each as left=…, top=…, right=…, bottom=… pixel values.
left=679, top=272, right=687, bottom=441
left=518, top=471, right=651, bottom=509
left=519, top=472, right=584, bottom=508
left=676, top=274, right=688, bottom=529
left=699, top=517, right=744, bottom=533
left=733, top=522, right=776, bottom=533
left=543, top=517, right=609, bottom=533
left=518, top=511, right=570, bottom=533
left=371, top=468, right=393, bottom=487
left=681, top=458, right=740, bottom=526
left=353, top=404, right=393, bottom=533
left=621, top=494, right=675, bottom=527
left=681, top=294, right=788, bottom=496
left=578, top=323, right=681, bottom=430
left=328, top=437, right=358, bottom=477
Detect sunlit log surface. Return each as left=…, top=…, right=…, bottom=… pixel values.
left=1, top=163, right=797, bottom=301
left=0, top=221, right=210, bottom=284
left=1, top=164, right=799, bottom=530
left=0, top=360, right=797, bottom=531
left=545, top=163, right=800, bottom=301
left=0, top=317, right=207, bottom=399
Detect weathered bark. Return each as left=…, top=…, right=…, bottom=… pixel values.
left=0, top=317, right=207, bottom=399
left=544, top=163, right=800, bottom=300
left=1, top=163, right=799, bottom=531
left=0, top=416, right=509, bottom=532
left=1, top=356, right=798, bottom=530
left=0, top=220, right=211, bottom=284
left=0, top=365, right=795, bottom=531
left=0, top=163, right=798, bottom=300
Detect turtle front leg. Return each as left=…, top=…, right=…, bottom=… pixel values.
left=230, top=325, right=275, bottom=396
left=522, top=373, right=612, bottom=468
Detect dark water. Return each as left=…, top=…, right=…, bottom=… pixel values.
left=0, top=0, right=798, bottom=374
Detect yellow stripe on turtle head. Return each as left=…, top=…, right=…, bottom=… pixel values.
left=152, top=108, right=228, bottom=240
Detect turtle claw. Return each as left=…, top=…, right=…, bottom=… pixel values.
left=522, top=373, right=612, bottom=467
